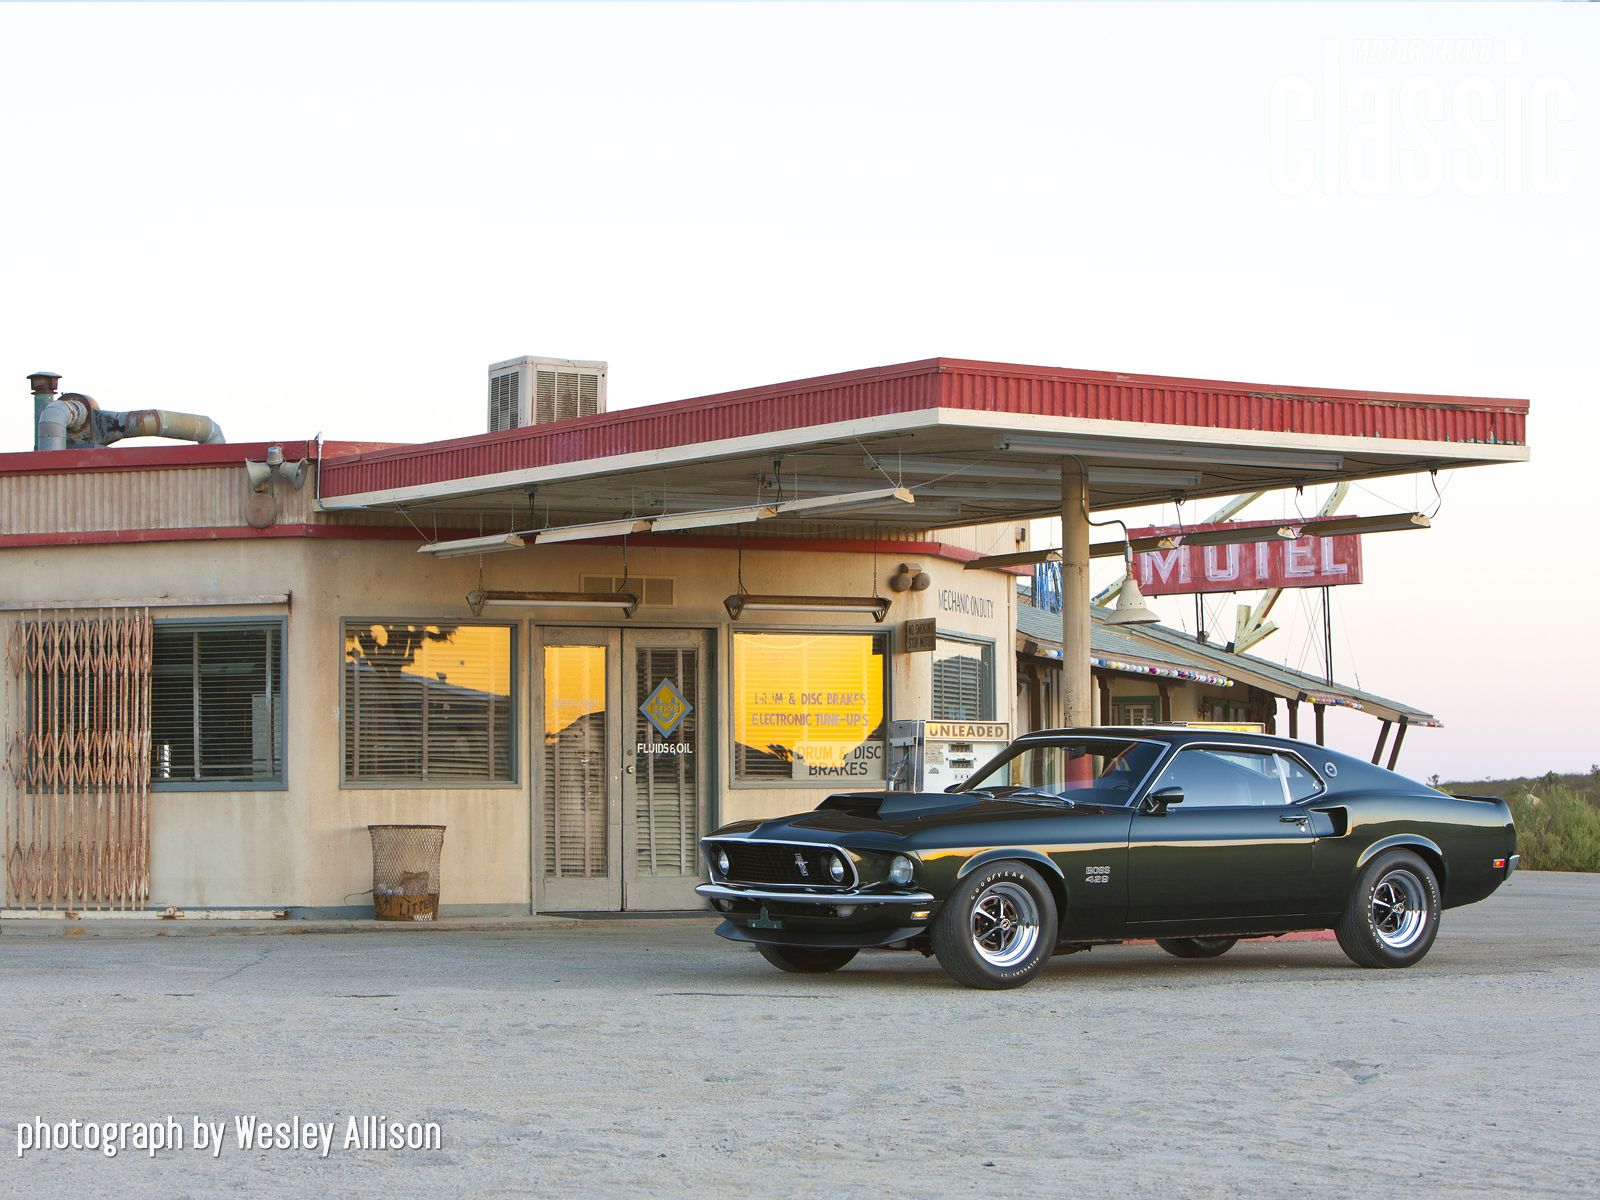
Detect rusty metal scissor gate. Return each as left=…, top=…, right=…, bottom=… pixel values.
left=3, top=611, right=153, bottom=910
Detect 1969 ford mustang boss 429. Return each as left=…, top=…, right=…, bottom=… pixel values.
left=697, top=728, right=1519, bottom=989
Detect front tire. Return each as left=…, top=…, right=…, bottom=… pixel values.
left=931, top=862, right=1058, bottom=989
left=1336, top=850, right=1441, bottom=968
left=1156, top=936, right=1238, bottom=959
left=756, top=944, right=858, bottom=974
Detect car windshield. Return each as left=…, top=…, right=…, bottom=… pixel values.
left=958, top=737, right=1162, bottom=806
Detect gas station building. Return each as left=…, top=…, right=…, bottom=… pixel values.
left=0, top=358, right=1528, bottom=915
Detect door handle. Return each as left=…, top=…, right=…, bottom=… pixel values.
left=1279, top=813, right=1309, bottom=824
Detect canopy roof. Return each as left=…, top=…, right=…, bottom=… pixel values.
left=316, top=358, right=1528, bottom=538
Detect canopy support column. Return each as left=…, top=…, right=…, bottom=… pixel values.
left=1386, top=717, right=1409, bottom=770
left=1288, top=700, right=1300, bottom=739
left=1061, top=459, right=1091, bottom=727
left=1372, top=720, right=1393, bottom=765
left=1314, top=702, right=1326, bottom=746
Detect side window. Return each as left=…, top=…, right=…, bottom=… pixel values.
left=152, top=621, right=285, bottom=787
left=1277, top=754, right=1324, bottom=802
left=1153, top=747, right=1287, bottom=808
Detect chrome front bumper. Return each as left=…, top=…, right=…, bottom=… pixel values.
left=696, top=883, right=934, bottom=906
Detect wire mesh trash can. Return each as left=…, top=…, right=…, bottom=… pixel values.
left=368, top=825, right=445, bottom=921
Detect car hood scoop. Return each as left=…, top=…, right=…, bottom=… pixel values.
left=813, top=791, right=984, bottom=821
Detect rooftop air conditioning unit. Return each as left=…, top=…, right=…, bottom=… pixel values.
left=488, top=356, right=608, bottom=432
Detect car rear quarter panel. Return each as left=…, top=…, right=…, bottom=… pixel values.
left=1312, top=789, right=1515, bottom=912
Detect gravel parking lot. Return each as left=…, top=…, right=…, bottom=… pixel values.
left=2, top=872, right=1595, bottom=1198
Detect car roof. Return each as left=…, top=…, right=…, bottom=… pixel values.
left=1020, top=726, right=1318, bottom=752
left=1019, top=725, right=1406, bottom=780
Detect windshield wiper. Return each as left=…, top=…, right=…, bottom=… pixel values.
left=999, top=788, right=1077, bottom=808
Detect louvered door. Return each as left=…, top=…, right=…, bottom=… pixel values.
left=536, top=628, right=622, bottom=911
left=621, top=630, right=707, bottom=910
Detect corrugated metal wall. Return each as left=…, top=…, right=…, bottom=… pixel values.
left=0, top=466, right=414, bottom=538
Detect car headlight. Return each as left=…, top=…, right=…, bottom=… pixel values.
left=889, top=855, right=915, bottom=886
left=828, top=854, right=847, bottom=883
left=716, top=849, right=730, bottom=874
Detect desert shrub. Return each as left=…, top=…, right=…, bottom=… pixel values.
left=1504, top=786, right=1600, bottom=873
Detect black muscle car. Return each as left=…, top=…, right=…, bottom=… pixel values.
left=697, top=728, right=1519, bottom=989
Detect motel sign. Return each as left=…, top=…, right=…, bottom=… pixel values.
left=1131, top=518, right=1365, bottom=597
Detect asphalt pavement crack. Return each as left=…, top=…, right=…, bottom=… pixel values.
left=210, top=945, right=277, bottom=986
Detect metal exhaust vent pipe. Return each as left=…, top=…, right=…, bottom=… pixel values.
left=30, top=372, right=226, bottom=451
left=114, top=409, right=226, bottom=446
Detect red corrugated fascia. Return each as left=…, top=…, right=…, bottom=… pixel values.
left=317, top=358, right=1528, bottom=500
left=931, top=358, right=1530, bottom=412
left=930, top=361, right=1528, bottom=443
left=320, top=360, right=947, bottom=497
left=0, top=439, right=400, bottom=478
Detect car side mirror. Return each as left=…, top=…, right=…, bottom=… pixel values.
left=1148, top=786, right=1185, bottom=814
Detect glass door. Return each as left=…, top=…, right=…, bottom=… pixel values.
left=622, top=630, right=709, bottom=910
left=534, top=627, right=710, bottom=912
left=535, top=628, right=622, bottom=911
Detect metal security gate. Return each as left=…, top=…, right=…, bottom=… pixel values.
left=3, top=612, right=153, bottom=910
left=534, top=628, right=708, bottom=912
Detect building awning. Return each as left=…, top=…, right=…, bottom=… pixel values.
left=1015, top=602, right=1435, bottom=726
left=1098, top=614, right=1439, bottom=727
left=1019, top=604, right=1235, bottom=685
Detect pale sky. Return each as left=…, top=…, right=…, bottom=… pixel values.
left=2, top=3, right=1594, bottom=782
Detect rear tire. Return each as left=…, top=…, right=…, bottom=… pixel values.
left=1336, top=850, right=1441, bottom=968
left=756, top=944, right=858, bottom=973
left=1156, top=936, right=1238, bottom=959
left=931, top=862, right=1058, bottom=990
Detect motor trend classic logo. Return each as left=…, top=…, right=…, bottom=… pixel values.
left=15, top=1115, right=442, bottom=1160
left=1270, top=39, right=1576, bottom=196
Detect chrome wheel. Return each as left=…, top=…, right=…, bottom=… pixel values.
left=1370, top=870, right=1428, bottom=950
left=970, top=881, right=1041, bottom=968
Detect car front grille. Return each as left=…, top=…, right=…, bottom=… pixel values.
left=711, top=841, right=853, bottom=888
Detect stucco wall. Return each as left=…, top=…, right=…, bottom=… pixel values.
left=1, top=535, right=1014, bottom=911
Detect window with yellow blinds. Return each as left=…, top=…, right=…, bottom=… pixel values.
left=342, top=621, right=516, bottom=785
left=731, top=631, right=887, bottom=784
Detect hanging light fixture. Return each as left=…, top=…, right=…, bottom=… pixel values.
left=466, top=589, right=638, bottom=618
left=418, top=533, right=527, bottom=558
left=721, top=519, right=891, bottom=622
left=723, top=593, right=891, bottom=622
left=1104, top=571, right=1160, bottom=626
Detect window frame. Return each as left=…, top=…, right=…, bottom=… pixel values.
left=1111, top=694, right=1160, bottom=726
left=727, top=624, right=893, bottom=790
left=150, top=616, right=288, bottom=793
left=1276, top=750, right=1328, bottom=803
left=930, top=632, right=997, bottom=723
left=1142, top=741, right=1328, bottom=809
left=339, top=616, right=521, bottom=790
left=959, top=734, right=1168, bottom=807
